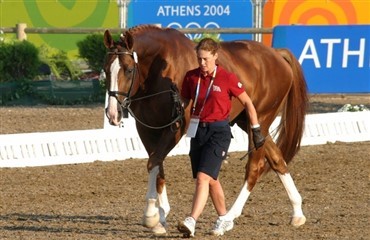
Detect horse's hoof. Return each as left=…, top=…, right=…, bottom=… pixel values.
left=290, top=215, right=306, bottom=227
left=142, top=212, right=160, bottom=228
left=152, top=222, right=167, bottom=236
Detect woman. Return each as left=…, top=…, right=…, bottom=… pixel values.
left=177, top=38, right=265, bottom=237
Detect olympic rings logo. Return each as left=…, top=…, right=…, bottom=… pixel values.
left=167, top=22, right=221, bottom=40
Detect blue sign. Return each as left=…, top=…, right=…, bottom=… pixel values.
left=128, top=0, right=253, bottom=41
left=272, top=25, right=370, bottom=93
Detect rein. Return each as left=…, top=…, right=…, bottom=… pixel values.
left=106, top=49, right=184, bottom=130
left=123, top=89, right=184, bottom=130
left=238, top=123, right=282, bottom=160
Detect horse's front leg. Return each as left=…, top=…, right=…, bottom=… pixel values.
left=142, top=163, right=170, bottom=235
left=143, top=165, right=160, bottom=228
left=139, top=125, right=185, bottom=235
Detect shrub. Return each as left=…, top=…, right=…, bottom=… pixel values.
left=193, top=33, right=222, bottom=43
left=0, top=40, right=41, bottom=82
left=38, top=44, right=81, bottom=80
left=77, top=33, right=107, bottom=73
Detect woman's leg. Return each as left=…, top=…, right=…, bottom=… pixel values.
left=209, top=178, right=227, bottom=216
left=190, top=171, right=212, bottom=220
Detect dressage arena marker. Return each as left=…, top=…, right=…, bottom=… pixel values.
left=0, top=112, right=369, bottom=168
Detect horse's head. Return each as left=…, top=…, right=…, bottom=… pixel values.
left=103, top=29, right=139, bottom=126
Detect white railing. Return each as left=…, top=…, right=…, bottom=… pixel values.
left=1, top=112, right=369, bottom=168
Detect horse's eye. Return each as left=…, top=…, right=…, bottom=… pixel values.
left=126, top=68, right=134, bottom=73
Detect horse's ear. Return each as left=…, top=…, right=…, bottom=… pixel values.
left=103, top=30, right=114, bottom=49
left=124, top=31, right=134, bottom=51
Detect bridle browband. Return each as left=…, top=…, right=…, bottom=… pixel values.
left=105, top=48, right=184, bottom=130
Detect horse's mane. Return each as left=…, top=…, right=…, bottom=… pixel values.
left=126, top=24, right=184, bottom=39
left=126, top=24, right=163, bottom=36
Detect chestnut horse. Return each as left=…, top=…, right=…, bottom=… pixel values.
left=103, top=25, right=307, bottom=235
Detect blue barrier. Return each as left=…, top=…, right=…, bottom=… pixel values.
left=272, top=25, right=370, bottom=93
left=128, top=1, right=253, bottom=41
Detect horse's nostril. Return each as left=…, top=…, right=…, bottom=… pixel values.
left=116, top=106, right=123, bottom=122
left=117, top=110, right=123, bottom=122
left=105, top=108, right=110, bottom=119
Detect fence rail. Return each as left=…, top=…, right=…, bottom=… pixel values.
left=0, top=24, right=273, bottom=41
left=1, top=26, right=273, bottom=34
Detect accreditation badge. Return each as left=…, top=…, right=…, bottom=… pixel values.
left=186, top=116, right=200, bottom=138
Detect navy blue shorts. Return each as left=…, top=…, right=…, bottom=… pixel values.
left=189, top=120, right=231, bottom=180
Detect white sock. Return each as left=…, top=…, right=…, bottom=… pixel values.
left=188, top=216, right=196, bottom=224
left=219, top=214, right=231, bottom=221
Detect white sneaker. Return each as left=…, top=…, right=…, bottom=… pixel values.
left=211, top=217, right=234, bottom=236
left=177, top=216, right=196, bottom=238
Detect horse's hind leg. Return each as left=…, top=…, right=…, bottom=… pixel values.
left=264, top=138, right=306, bottom=227
left=225, top=139, right=306, bottom=227
left=226, top=148, right=267, bottom=220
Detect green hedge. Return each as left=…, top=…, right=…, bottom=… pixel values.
left=0, top=33, right=120, bottom=105
left=0, top=79, right=105, bottom=105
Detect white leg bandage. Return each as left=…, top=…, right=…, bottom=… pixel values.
left=146, top=166, right=159, bottom=200
left=143, top=166, right=160, bottom=228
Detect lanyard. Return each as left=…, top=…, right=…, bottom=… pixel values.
left=192, top=66, right=217, bottom=116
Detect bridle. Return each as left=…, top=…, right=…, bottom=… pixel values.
left=105, top=48, right=184, bottom=130
left=106, top=48, right=138, bottom=104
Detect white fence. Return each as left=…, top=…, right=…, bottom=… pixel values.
left=1, top=112, right=369, bottom=168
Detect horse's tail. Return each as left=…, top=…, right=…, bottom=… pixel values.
left=275, top=48, right=308, bottom=164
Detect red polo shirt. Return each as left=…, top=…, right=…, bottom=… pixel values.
left=181, top=65, right=245, bottom=122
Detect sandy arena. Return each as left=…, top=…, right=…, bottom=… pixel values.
left=0, top=94, right=369, bottom=239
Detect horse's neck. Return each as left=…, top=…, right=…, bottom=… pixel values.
left=134, top=31, right=196, bottom=93
left=136, top=52, right=178, bottom=92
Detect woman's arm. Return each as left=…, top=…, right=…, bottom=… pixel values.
left=237, top=91, right=259, bottom=126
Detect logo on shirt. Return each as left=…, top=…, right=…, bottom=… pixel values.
left=237, top=82, right=243, bottom=88
left=213, top=85, right=221, bottom=92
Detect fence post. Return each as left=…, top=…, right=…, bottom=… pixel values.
left=251, top=0, right=267, bottom=42
left=16, top=23, right=27, bottom=41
